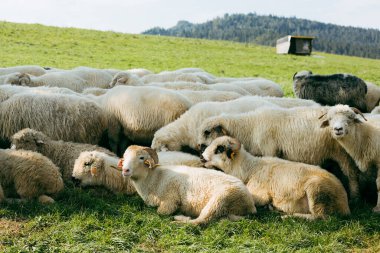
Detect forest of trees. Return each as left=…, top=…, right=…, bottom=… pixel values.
left=143, top=13, right=380, bottom=59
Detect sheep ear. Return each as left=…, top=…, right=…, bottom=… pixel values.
left=214, top=125, right=228, bottom=135
left=117, top=158, right=124, bottom=169
left=91, top=167, right=97, bottom=176
left=320, top=120, right=329, bottom=128
left=143, top=147, right=159, bottom=168
left=226, top=149, right=236, bottom=160
left=118, top=77, right=128, bottom=85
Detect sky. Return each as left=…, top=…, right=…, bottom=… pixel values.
left=0, top=0, right=379, bottom=34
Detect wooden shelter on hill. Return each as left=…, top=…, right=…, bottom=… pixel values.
left=276, top=35, right=315, bottom=55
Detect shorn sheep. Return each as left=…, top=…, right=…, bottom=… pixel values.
left=319, top=104, right=380, bottom=212
left=0, top=149, right=64, bottom=204
left=119, top=145, right=256, bottom=225
left=293, top=70, right=368, bottom=112
left=0, top=93, right=120, bottom=153
left=11, top=128, right=117, bottom=182
left=197, top=106, right=360, bottom=200
left=72, top=150, right=203, bottom=194
left=202, top=136, right=350, bottom=219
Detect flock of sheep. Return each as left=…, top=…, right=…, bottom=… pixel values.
left=1, top=64, right=380, bottom=224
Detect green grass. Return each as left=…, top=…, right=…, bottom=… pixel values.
left=1, top=21, right=380, bottom=252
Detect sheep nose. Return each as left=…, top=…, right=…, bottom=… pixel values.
left=123, top=168, right=130, bottom=173
left=334, top=126, right=343, bottom=131
left=200, top=155, right=207, bottom=163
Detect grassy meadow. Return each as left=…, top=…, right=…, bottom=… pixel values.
left=1, top=21, right=380, bottom=252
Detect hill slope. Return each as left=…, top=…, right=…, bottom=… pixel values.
left=1, top=21, right=380, bottom=96
left=143, top=13, right=380, bottom=59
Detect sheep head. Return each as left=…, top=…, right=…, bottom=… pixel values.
left=197, top=117, right=229, bottom=151
left=5, top=73, right=31, bottom=86
left=319, top=104, right=367, bottom=139
left=120, top=145, right=159, bottom=180
left=72, top=151, right=106, bottom=186
left=11, top=128, right=48, bottom=152
left=109, top=72, right=139, bottom=87
left=201, top=136, right=241, bottom=173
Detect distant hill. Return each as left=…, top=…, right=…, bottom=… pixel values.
left=143, top=13, right=380, bottom=59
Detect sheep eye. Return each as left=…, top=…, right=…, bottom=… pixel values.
left=139, top=156, right=144, bottom=160
left=204, top=130, right=211, bottom=137
left=216, top=145, right=225, bottom=154
left=84, top=162, right=91, bottom=166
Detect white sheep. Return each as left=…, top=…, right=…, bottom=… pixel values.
left=7, top=67, right=116, bottom=92
left=202, top=136, right=350, bottom=219
left=319, top=104, right=380, bottom=212
left=366, top=82, right=380, bottom=112
left=197, top=106, right=360, bottom=201
left=72, top=150, right=136, bottom=195
left=0, top=148, right=64, bottom=204
left=176, top=90, right=241, bottom=103
left=11, top=128, right=117, bottom=182
left=0, top=93, right=121, bottom=154
left=151, top=96, right=319, bottom=152
left=119, top=145, right=256, bottom=225
left=0, top=65, right=46, bottom=76
left=229, top=79, right=284, bottom=97
left=0, top=84, right=80, bottom=102
left=72, top=150, right=203, bottom=194
left=88, top=85, right=192, bottom=145
left=0, top=72, right=30, bottom=85
left=126, top=68, right=154, bottom=77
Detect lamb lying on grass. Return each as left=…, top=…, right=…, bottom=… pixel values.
left=72, top=150, right=203, bottom=194
left=0, top=149, right=64, bottom=204
left=202, top=136, right=350, bottom=219
left=11, top=128, right=116, bottom=182
left=119, top=145, right=256, bottom=225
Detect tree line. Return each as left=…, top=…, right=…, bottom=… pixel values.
left=143, top=13, right=380, bottom=59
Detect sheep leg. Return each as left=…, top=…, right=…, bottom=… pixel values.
left=227, top=214, right=245, bottom=221
left=372, top=169, right=380, bottom=213
left=173, top=215, right=192, bottom=222
left=281, top=213, right=317, bottom=220
left=185, top=194, right=225, bottom=225
left=336, top=155, right=360, bottom=202
left=157, top=200, right=178, bottom=215
left=38, top=195, right=55, bottom=204
left=0, top=184, right=4, bottom=203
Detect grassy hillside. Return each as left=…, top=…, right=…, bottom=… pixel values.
left=1, top=21, right=380, bottom=252
left=1, top=21, right=380, bottom=96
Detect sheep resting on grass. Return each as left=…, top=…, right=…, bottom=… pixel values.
left=202, top=136, right=350, bottom=219
left=0, top=149, right=63, bottom=204
left=119, top=145, right=256, bottom=225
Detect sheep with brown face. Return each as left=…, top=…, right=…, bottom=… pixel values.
left=119, top=145, right=256, bottom=225
left=0, top=149, right=63, bottom=204
left=202, top=136, right=350, bottom=219
left=320, top=104, right=380, bottom=212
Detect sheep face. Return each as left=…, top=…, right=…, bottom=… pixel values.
left=202, top=136, right=241, bottom=173
left=11, top=128, right=47, bottom=152
left=197, top=119, right=229, bottom=151
left=72, top=151, right=106, bottom=187
left=5, top=73, right=31, bottom=86
left=120, top=145, right=159, bottom=180
left=320, top=105, right=367, bottom=139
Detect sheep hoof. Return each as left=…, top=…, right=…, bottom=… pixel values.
left=372, top=206, right=380, bottom=213
left=173, top=215, right=191, bottom=222
left=38, top=195, right=55, bottom=204
left=227, top=214, right=244, bottom=221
